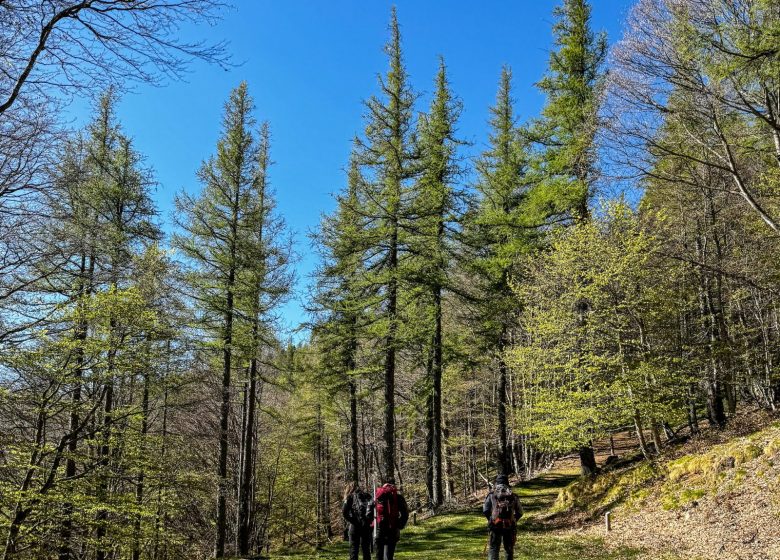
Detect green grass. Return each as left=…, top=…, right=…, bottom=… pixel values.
left=277, top=472, right=646, bottom=560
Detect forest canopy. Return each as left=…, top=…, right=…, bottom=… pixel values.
left=2, top=0, right=780, bottom=558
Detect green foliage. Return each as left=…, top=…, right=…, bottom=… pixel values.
left=526, top=0, right=607, bottom=222
left=465, top=66, right=536, bottom=347
left=509, top=203, right=690, bottom=452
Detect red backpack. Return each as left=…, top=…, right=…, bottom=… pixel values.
left=373, top=484, right=399, bottom=530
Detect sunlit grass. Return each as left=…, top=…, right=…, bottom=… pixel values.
left=276, top=471, right=646, bottom=560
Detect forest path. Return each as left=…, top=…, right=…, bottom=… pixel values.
left=277, top=470, right=647, bottom=560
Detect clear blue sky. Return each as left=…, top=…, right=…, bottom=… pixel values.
left=67, top=0, right=634, bottom=339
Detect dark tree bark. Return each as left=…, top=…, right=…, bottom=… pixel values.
left=383, top=223, right=398, bottom=481
left=431, top=282, right=444, bottom=506
left=578, top=445, right=597, bottom=476
left=215, top=237, right=236, bottom=559
left=497, top=334, right=510, bottom=476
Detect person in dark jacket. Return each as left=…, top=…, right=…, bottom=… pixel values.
left=482, top=474, right=522, bottom=560
left=342, top=482, right=373, bottom=560
left=370, top=477, right=409, bottom=560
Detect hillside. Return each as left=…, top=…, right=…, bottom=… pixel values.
left=550, top=410, right=780, bottom=560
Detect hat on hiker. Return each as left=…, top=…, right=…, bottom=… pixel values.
left=495, top=474, right=509, bottom=486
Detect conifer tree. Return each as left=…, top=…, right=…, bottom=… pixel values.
left=414, top=59, right=462, bottom=506
left=312, top=154, right=367, bottom=485
left=527, top=0, right=607, bottom=223
left=352, top=8, right=418, bottom=480
left=235, top=122, right=293, bottom=557
left=466, top=67, right=535, bottom=476
left=173, top=82, right=282, bottom=559
left=525, top=0, right=607, bottom=474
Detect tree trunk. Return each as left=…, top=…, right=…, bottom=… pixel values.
left=634, top=410, right=652, bottom=460
left=215, top=280, right=234, bottom=559
left=431, top=283, right=444, bottom=507
left=95, top=315, right=118, bottom=560
left=59, top=251, right=93, bottom=560
left=578, top=445, right=597, bottom=476
left=349, top=379, right=359, bottom=485
left=496, top=332, right=510, bottom=476
left=237, top=354, right=258, bottom=555
left=383, top=224, right=398, bottom=481
left=132, top=369, right=151, bottom=560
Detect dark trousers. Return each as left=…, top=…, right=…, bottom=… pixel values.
left=375, top=530, right=398, bottom=560
left=487, top=527, right=516, bottom=560
left=348, top=525, right=371, bottom=560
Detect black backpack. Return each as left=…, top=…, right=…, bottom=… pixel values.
left=490, top=484, right=517, bottom=528
left=352, top=490, right=372, bottom=528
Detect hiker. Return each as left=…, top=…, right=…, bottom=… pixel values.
left=343, top=482, right=373, bottom=560
left=370, top=477, right=409, bottom=560
left=483, top=474, right=522, bottom=560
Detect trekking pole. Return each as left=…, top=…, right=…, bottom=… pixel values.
left=372, top=475, right=377, bottom=553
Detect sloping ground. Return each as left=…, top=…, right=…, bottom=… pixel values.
left=553, top=412, right=780, bottom=560
left=277, top=471, right=646, bottom=560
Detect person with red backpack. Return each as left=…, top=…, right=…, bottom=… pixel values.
left=482, top=474, right=522, bottom=560
left=370, top=477, right=409, bottom=560
left=342, top=482, right=373, bottom=560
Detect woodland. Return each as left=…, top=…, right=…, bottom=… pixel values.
left=2, top=0, right=780, bottom=559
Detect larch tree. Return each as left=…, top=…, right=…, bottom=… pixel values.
left=527, top=0, right=607, bottom=224
left=414, top=59, right=463, bottom=507
left=312, top=153, right=369, bottom=486
left=525, top=0, right=608, bottom=475
left=465, top=67, right=536, bottom=477
left=235, top=122, right=294, bottom=557
left=352, top=8, right=419, bottom=481
left=173, top=82, right=286, bottom=560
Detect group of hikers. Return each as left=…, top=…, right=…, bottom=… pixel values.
left=342, top=473, right=522, bottom=560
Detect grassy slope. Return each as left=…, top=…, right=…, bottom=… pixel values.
left=278, top=471, right=645, bottom=560
left=554, top=415, right=780, bottom=559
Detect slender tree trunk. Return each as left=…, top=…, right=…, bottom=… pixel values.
left=215, top=175, right=240, bottom=558
left=153, top=379, right=169, bottom=560
left=651, top=423, right=663, bottom=455
left=425, top=353, right=434, bottom=507
left=237, top=353, right=258, bottom=555
left=132, top=369, right=151, bottom=560
left=59, top=251, right=93, bottom=560
left=215, top=273, right=235, bottom=559
left=634, top=410, right=651, bottom=460
left=383, top=223, right=398, bottom=481
left=497, top=333, right=510, bottom=476
left=432, top=282, right=444, bottom=506
left=95, top=314, right=118, bottom=560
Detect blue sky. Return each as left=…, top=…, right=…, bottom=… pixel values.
left=66, top=0, right=634, bottom=338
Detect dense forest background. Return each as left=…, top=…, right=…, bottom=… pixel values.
left=3, top=0, right=780, bottom=559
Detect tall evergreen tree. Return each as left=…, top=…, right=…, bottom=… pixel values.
left=352, top=8, right=418, bottom=480
left=235, top=122, right=293, bottom=557
left=312, top=153, right=368, bottom=486
left=414, top=59, right=462, bottom=507
left=466, top=67, right=535, bottom=476
left=526, top=0, right=608, bottom=474
left=527, top=0, right=607, bottom=223
left=173, top=82, right=280, bottom=559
